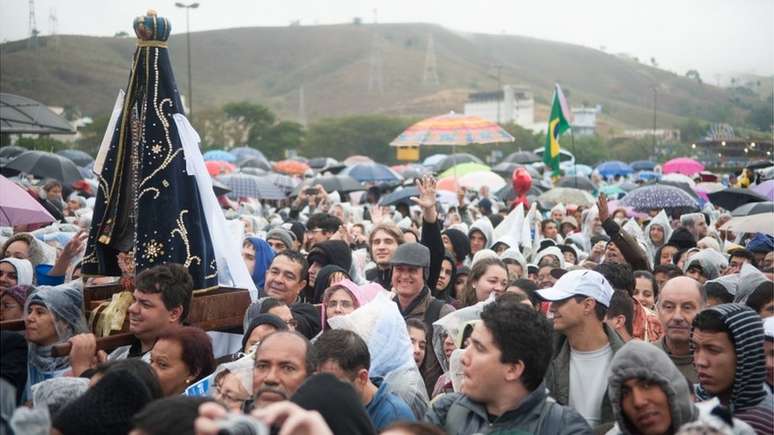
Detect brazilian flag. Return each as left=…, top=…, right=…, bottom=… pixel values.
left=543, top=84, right=571, bottom=176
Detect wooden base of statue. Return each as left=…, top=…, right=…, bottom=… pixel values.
left=48, top=283, right=251, bottom=357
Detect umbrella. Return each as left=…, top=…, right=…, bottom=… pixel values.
left=731, top=201, right=774, bottom=217
left=492, top=162, right=540, bottom=178
left=0, top=145, right=26, bottom=159
left=746, top=160, right=773, bottom=171
left=564, top=164, right=593, bottom=177
left=655, top=180, right=699, bottom=200
left=340, top=163, right=402, bottom=183
left=4, top=150, right=82, bottom=184
left=663, top=157, right=703, bottom=176
left=264, top=172, right=300, bottom=194
left=596, top=161, right=633, bottom=178
left=392, top=164, right=429, bottom=180
left=292, top=174, right=364, bottom=196
left=637, top=171, right=660, bottom=181
left=661, top=173, right=696, bottom=187
left=437, top=177, right=461, bottom=192
left=458, top=171, right=506, bottom=191
left=205, top=161, right=236, bottom=177
left=620, top=184, right=699, bottom=212
left=240, top=157, right=272, bottom=172
left=695, top=182, right=725, bottom=194
left=557, top=175, right=595, bottom=191
left=230, top=146, right=266, bottom=163
left=0, top=175, right=56, bottom=225
left=56, top=149, right=94, bottom=167
left=503, top=151, right=540, bottom=164
left=390, top=112, right=515, bottom=147
left=342, top=155, right=374, bottom=166
left=598, top=185, right=627, bottom=199
left=697, top=171, right=719, bottom=182
left=751, top=180, right=774, bottom=201
left=379, top=186, right=420, bottom=206
left=308, top=157, right=340, bottom=170
left=217, top=173, right=286, bottom=200
left=211, top=178, right=232, bottom=196
left=707, top=187, right=767, bottom=211
left=495, top=184, right=544, bottom=202
left=621, top=181, right=639, bottom=192
left=630, top=160, right=656, bottom=171
left=538, top=188, right=595, bottom=207
left=438, top=162, right=491, bottom=179
left=721, top=214, right=773, bottom=235
left=433, top=153, right=484, bottom=173
left=203, top=149, right=236, bottom=163
left=239, top=167, right=268, bottom=176
left=422, top=154, right=447, bottom=167
left=274, top=160, right=311, bottom=176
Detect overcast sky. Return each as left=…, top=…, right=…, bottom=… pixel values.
left=2, top=0, right=772, bottom=80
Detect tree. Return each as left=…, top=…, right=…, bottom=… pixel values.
left=304, top=115, right=415, bottom=163
left=748, top=95, right=774, bottom=132
left=16, top=136, right=74, bottom=153
left=75, top=114, right=110, bottom=155
left=685, top=69, right=702, bottom=84
left=677, top=118, right=708, bottom=144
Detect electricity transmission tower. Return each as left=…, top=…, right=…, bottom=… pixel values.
left=423, top=33, right=439, bottom=86
left=28, top=0, right=39, bottom=49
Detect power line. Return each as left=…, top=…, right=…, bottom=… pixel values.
left=423, top=33, right=439, bottom=86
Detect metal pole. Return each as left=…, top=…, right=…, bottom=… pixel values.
left=652, top=87, right=657, bottom=159
left=186, top=7, right=193, bottom=121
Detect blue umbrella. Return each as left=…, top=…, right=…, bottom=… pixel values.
left=596, top=161, right=633, bottom=178
left=630, top=160, right=656, bottom=171
left=637, top=170, right=660, bottom=181
left=230, top=146, right=266, bottom=163
left=340, top=163, right=402, bottom=183
left=621, top=184, right=698, bottom=212
left=203, top=149, right=236, bottom=163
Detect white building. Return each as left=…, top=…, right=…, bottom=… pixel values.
left=464, top=85, right=537, bottom=129
left=570, top=105, right=601, bottom=136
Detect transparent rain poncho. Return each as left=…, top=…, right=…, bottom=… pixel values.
left=328, top=292, right=429, bottom=418
left=432, top=298, right=491, bottom=373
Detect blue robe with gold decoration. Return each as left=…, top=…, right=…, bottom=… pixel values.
left=82, top=13, right=217, bottom=291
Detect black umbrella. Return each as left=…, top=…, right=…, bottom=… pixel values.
left=4, top=150, right=82, bottom=184
left=240, top=157, right=272, bottom=172
left=731, top=201, right=774, bottom=217
left=379, top=186, right=420, bottom=206
left=557, top=175, right=595, bottom=191
left=503, top=150, right=540, bottom=164
left=492, top=162, right=540, bottom=178
left=495, top=184, right=544, bottom=202
left=211, top=178, right=232, bottom=196
left=707, top=187, right=767, bottom=211
left=291, top=174, right=364, bottom=196
left=433, top=153, right=483, bottom=173
left=747, top=160, right=773, bottom=170
left=56, top=149, right=94, bottom=167
left=0, top=145, right=27, bottom=159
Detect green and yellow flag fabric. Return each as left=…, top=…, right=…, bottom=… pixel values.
left=543, top=84, right=572, bottom=176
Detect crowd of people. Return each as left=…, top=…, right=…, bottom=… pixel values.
left=1, top=168, right=773, bottom=435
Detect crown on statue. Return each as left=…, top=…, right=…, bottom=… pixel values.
left=133, top=10, right=171, bottom=42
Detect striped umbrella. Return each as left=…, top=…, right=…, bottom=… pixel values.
left=390, top=112, right=514, bottom=146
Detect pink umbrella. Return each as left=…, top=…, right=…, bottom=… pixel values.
left=663, top=157, right=704, bottom=176
left=0, top=176, right=55, bottom=226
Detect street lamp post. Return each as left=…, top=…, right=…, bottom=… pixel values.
left=652, top=87, right=657, bottom=159
left=175, top=2, right=199, bottom=121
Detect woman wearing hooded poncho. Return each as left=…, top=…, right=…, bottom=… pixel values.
left=23, top=285, right=87, bottom=400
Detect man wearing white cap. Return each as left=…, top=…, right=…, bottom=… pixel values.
left=538, top=269, right=624, bottom=432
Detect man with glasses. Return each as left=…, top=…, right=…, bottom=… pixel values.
left=304, top=213, right=342, bottom=252
left=537, top=269, right=623, bottom=432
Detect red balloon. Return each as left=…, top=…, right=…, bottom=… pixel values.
left=511, top=168, right=532, bottom=209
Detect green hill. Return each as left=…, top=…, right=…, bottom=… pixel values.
left=0, top=23, right=762, bottom=131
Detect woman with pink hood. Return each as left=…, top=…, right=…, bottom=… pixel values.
left=319, top=279, right=385, bottom=332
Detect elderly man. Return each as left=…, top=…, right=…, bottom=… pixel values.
left=250, top=331, right=315, bottom=409
left=680, top=213, right=708, bottom=241
left=654, top=276, right=704, bottom=385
